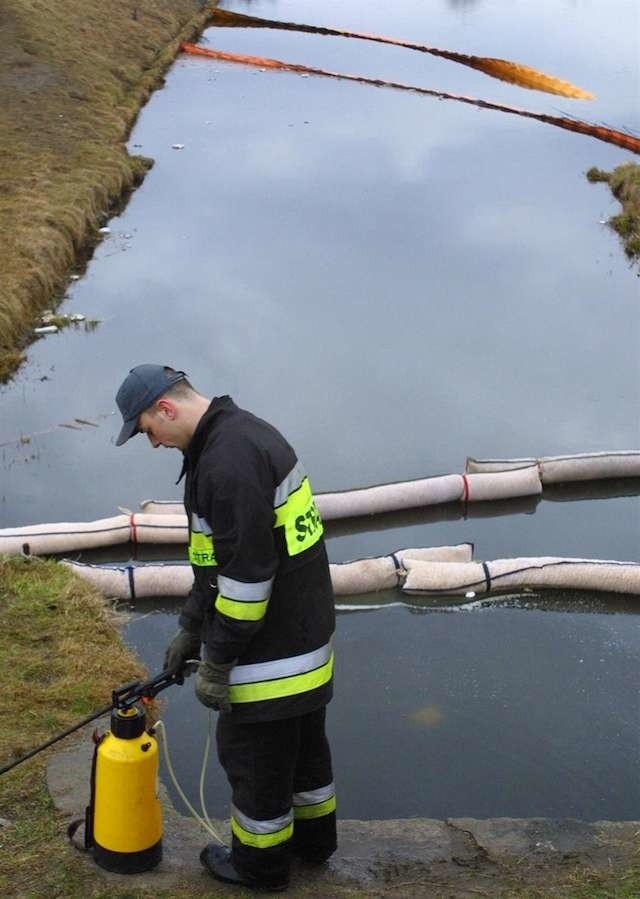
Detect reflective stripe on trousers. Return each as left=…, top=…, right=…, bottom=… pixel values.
left=231, top=804, right=293, bottom=849
left=293, top=782, right=336, bottom=820
left=230, top=781, right=336, bottom=847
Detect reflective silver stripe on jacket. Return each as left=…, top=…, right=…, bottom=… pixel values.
left=273, top=461, right=306, bottom=509
left=229, top=640, right=333, bottom=686
left=231, top=804, right=293, bottom=835
left=190, top=512, right=212, bottom=534
left=217, top=574, right=274, bottom=602
left=293, top=782, right=335, bottom=807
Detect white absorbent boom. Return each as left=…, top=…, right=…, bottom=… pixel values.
left=62, top=545, right=473, bottom=599
left=62, top=551, right=640, bottom=599
left=1, top=466, right=543, bottom=555
left=2, top=450, right=638, bottom=556
left=1, top=450, right=638, bottom=601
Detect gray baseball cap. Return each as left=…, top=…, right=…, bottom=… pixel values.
left=115, top=364, right=186, bottom=446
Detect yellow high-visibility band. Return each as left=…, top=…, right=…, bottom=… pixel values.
left=293, top=795, right=336, bottom=820
left=273, top=477, right=324, bottom=556
left=215, top=595, right=268, bottom=621
left=229, top=653, right=333, bottom=703
left=231, top=817, right=293, bottom=849
left=188, top=531, right=216, bottom=566
left=274, top=476, right=312, bottom=526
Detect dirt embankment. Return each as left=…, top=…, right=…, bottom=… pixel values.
left=0, top=0, right=212, bottom=382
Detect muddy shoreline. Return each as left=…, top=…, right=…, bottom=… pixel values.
left=0, top=0, right=212, bottom=382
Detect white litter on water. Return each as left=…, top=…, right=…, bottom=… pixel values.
left=335, top=602, right=402, bottom=612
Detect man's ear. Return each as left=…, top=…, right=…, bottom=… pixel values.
left=156, top=397, right=178, bottom=420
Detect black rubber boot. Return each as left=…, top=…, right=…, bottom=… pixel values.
left=200, top=844, right=289, bottom=892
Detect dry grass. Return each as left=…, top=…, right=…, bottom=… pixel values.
left=0, top=556, right=145, bottom=765
left=0, top=0, right=211, bottom=383
left=587, top=162, right=640, bottom=261
left=0, top=555, right=145, bottom=897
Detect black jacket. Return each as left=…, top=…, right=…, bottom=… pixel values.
left=178, top=397, right=335, bottom=722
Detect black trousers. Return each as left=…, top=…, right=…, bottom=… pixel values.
left=216, top=705, right=337, bottom=885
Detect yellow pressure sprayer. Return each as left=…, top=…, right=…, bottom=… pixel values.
left=83, top=671, right=178, bottom=873
left=0, top=668, right=182, bottom=874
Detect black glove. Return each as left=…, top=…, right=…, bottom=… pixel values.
left=164, top=628, right=201, bottom=682
left=195, top=659, right=236, bottom=712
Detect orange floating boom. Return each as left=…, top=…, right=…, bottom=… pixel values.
left=181, top=43, right=640, bottom=156
left=208, top=8, right=595, bottom=100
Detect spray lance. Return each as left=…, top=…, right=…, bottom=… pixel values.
left=0, top=665, right=222, bottom=874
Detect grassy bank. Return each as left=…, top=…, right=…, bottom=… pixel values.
left=587, top=162, right=640, bottom=261
left=0, top=0, right=211, bottom=383
left=0, top=556, right=148, bottom=897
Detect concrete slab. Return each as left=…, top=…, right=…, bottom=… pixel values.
left=46, top=726, right=639, bottom=896
left=448, top=816, right=640, bottom=866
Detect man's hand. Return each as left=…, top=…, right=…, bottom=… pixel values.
left=195, top=660, right=236, bottom=712
left=164, top=628, right=201, bottom=682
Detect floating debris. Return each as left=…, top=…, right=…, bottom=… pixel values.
left=37, top=312, right=98, bottom=334
left=172, top=143, right=185, bottom=150
left=411, top=705, right=445, bottom=728
left=0, top=412, right=115, bottom=449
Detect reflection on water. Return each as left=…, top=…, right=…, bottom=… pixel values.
left=209, top=8, right=595, bottom=99
left=184, top=42, right=636, bottom=153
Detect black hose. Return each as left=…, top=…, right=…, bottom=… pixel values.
left=0, top=702, right=112, bottom=776
left=0, top=669, right=181, bottom=776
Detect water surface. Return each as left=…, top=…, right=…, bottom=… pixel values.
left=123, top=597, right=640, bottom=821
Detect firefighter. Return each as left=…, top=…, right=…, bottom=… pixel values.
left=115, top=364, right=337, bottom=891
